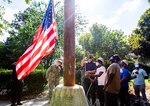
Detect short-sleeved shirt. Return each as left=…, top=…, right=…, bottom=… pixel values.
left=120, top=68, right=130, bottom=87
left=95, top=66, right=106, bottom=86
left=85, top=62, right=97, bottom=71
left=84, top=62, right=97, bottom=79
left=131, top=68, right=148, bottom=85
left=104, top=63, right=120, bottom=94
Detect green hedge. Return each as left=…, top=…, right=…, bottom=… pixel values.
left=0, top=68, right=47, bottom=97
left=23, top=69, right=47, bottom=95
left=0, top=69, right=12, bottom=95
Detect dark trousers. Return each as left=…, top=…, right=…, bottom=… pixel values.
left=97, top=85, right=104, bottom=106
left=10, top=81, right=23, bottom=105
left=119, top=87, right=130, bottom=106
left=134, top=84, right=147, bottom=101
left=104, top=92, right=118, bottom=106
left=83, top=78, right=96, bottom=105
left=10, top=88, right=22, bottom=104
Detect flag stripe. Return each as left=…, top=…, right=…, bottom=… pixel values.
left=17, top=43, right=55, bottom=80
left=17, top=25, right=43, bottom=60
left=16, top=22, right=56, bottom=75
left=16, top=24, right=56, bottom=79
left=16, top=0, right=57, bottom=80
left=17, top=21, right=56, bottom=68
left=16, top=22, right=55, bottom=68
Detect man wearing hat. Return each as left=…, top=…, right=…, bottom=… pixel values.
left=46, top=59, right=62, bottom=101
left=81, top=54, right=97, bottom=105
left=93, top=57, right=106, bottom=106
left=104, top=54, right=121, bottom=106
left=131, top=63, right=148, bottom=105
left=119, top=60, right=131, bottom=106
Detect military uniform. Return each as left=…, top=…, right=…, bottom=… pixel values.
left=46, top=64, right=61, bottom=100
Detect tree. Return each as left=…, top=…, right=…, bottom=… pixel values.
left=79, top=23, right=130, bottom=63
left=129, top=8, right=150, bottom=61
left=0, top=1, right=87, bottom=69
left=24, top=0, right=32, bottom=4
left=0, top=0, right=11, bottom=36
left=0, top=2, right=50, bottom=68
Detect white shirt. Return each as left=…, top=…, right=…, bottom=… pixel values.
left=95, top=66, right=106, bottom=86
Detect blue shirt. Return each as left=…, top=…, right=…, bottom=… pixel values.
left=120, top=68, right=130, bottom=87
left=85, top=62, right=97, bottom=71
left=131, top=68, right=148, bottom=85
left=84, top=61, right=97, bottom=80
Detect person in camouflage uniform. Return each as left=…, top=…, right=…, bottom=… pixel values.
left=46, top=60, right=62, bottom=100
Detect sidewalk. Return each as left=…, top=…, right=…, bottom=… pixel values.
left=0, top=89, right=149, bottom=106
left=0, top=95, right=48, bottom=106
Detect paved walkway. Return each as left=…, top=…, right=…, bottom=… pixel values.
left=0, top=89, right=149, bottom=106
left=0, top=96, right=49, bottom=106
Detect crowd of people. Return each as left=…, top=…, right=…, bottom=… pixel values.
left=45, top=54, right=149, bottom=106
left=80, top=54, right=148, bottom=106
left=8, top=54, right=149, bottom=106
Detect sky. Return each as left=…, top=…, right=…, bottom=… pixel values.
left=0, top=0, right=149, bottom=42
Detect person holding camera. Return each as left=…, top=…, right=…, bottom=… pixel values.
left=131, top=63, right=148, bottom=105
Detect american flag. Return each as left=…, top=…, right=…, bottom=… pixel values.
left=16, top=0, right=57, bottom=80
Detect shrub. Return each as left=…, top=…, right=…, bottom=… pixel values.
left=0, top=69, right=12, bottom=95
left=23, top=69, right=47, bottom=95
left=0, top=68, right=47, bottom=98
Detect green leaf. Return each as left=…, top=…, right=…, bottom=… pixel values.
left=25, top=0, right=31, bottom=4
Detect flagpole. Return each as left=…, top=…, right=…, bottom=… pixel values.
left=52, top=0, right=58, bottom=40
left=50, top=0, right=88, bottom=105
left=63, top=0, right=75, bottom=86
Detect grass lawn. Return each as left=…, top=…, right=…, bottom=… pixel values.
left=129, top=78, right=150, bottom=88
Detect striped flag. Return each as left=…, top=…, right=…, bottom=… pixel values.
left=16, top=0, right=58, bottom=80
